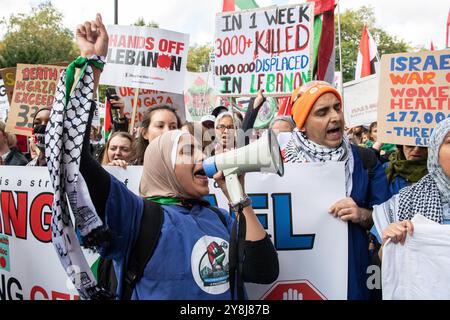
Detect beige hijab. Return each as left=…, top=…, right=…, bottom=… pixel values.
left=139, top=130, right=194, bottom=199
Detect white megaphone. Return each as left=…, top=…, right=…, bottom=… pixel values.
left=203, top=129, right=284, bottom=205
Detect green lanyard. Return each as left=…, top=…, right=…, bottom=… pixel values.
left=65, top=56, right=104, bottom=106
left=146, top=196, right=181, bottom=205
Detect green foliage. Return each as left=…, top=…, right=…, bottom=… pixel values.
left=187, top=45, right=212, bottom=72
left=336, top=6, right=410, bottom=82
left=0, top=1, right=77, bottom=68
left=133, top=17, right=159, bottom=28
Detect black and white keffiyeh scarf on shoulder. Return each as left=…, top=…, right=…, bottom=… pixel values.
left=397, top=117, right=450, bottom=223
left=373, top=118, right=450, bottom=233
left=45, top=55, right=114, bottom=300
left=284, top=130, right=354, bottom=196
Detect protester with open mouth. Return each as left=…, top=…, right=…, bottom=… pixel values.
left=101, top=131, right=135, bottom=166
left=45, top=14, right=278, bottom=300
left=373, top=117, right=450, bottom=255
left=283, top=81, right=390, bottom=300
left=214, top=111, right=242, bottom=155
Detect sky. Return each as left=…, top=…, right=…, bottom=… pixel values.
left=0, top=0, right=449, bottom=50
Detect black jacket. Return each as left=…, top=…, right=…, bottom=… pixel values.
left=3, top=147, right=28, bottom=166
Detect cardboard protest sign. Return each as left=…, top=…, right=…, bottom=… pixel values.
left=5, top=64, right=65, bottom=136
left=377, top=50, right=450, bottom=146
left=214, top=3, right=314, bottom=96
left=0, top=68, right=16, bottom=105
left=116, top=87, right=185, bottom=126
left=101, top=25, right=189, bottom=94
left=343, top=74, right=378, bottom=128
left=0, top=78, right=10, bottom=121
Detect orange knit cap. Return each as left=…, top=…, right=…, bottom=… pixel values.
left=290, top=81, right=342, bottom=129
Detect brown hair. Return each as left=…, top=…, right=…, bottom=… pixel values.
left=101, top=131, right=135, bottom=165
left=0, top=121, right=17, bottom=148
left=369, top=122, right=377, bottom=141
left=135, top=105, right=181, bottom=165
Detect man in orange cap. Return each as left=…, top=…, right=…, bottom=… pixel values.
left=284, top=81, right=390, bottom=300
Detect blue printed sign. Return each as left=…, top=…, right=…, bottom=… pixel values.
left=206, top=162, right=348, bottom=300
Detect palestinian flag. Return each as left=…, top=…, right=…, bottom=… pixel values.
left=308, top=0, right=336, bottom=83
left=235, top=0, right=259, bottom=10
left=355, top=24, right=379, bottom=80
left=222, top=0, right=259, bottom=12
left=222, top=0, right=235, bottom=11
left=277, top=0, right=336, bottom=116
left=277, top=97, right=291, bottom=116
left=103, top=97, right=112, bottom=143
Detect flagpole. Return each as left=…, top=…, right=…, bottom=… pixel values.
left=114, top=0, right=118, bottom=24
left=336, top=0, right=343, bottom=74
left=130, top=89, right=139, bottom=135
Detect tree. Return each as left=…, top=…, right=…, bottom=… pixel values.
left=133, top=17, right=159, bottom=28
left=0, top=1, right=77, bottom=68
left=187, top=45, right=212, bottom=72
left=336, top=6, right=410, bottom=82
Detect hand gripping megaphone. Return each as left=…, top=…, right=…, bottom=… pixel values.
left=202, top=129, right=284, bottom=205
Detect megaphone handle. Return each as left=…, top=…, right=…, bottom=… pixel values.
left=225, top=173, right=245, bottom=205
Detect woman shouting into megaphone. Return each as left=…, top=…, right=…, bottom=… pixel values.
left=45, top=14, right=278, bottom=300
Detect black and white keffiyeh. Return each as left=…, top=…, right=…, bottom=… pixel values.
left=373, top=118, right=450, bottom=232
left=396, top=175, right=444, bottom=223
left=46, top=55, right=113, bottom=300
left=284, top=130, right=354, bottom=196
left=397, top=117, right=450, bottom=222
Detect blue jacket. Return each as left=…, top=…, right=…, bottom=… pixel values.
left=347, top=145, right=390, bottom=300
left=102, top=176, right=234, bottom=300
left=382, top=162, right=409, bottom=196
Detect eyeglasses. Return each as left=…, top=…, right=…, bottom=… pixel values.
left=216, top=124, right=235, bottom=130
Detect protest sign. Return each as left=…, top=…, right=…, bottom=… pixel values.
left=101, top=25, right=189, bottom=94
left=116, top=87, right=185, bottom=126
left=333, top=71, right=343, bottom=96
left=0, top=78, right=9, bottom=121
left=214, top=3, right=314, bottom=96
left=0, top=163, right=347, bottom=300
left=343, top=74, right=378, bottom=128
left=377, top=50, right=450, bottom=146
left=184, top=72, right=216, bottom=121
left=382, top=215, right=450, bottom=300
left=5, top=64, right=65, bottom=136
left=232, top=163, right=347, bottom=300
left=0, top=166, right=142, bottom=300
left=233, top=96, right=279, bottom=129
left=0, top=68, right=16, bottom=105
left=92, top=101, right=103, bottom=127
